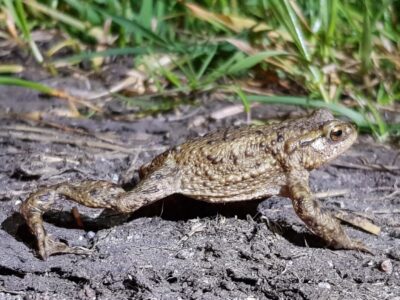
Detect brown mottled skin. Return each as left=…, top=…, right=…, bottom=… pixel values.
left=21, top=109, right=369, bottom=260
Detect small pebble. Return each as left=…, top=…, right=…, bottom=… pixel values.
left=111, top=174, right=119, bottom=182
left=175, top=249, right=194, bottom=260
left=220, top=280, right=235, bottom=291
left=86, top=231, right=96, bottom=239
left=379, top=259, right=393, bottom=274
left=318, top=282, right=331, bottom=289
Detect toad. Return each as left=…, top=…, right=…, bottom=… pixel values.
left=20, top=109, right=368, bottom=259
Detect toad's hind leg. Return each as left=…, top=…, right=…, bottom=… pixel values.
left=20, top=171, right=177, bottom=260
left=20, top=181, right=124, bottom=259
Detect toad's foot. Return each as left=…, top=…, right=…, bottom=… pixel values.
left=38, top=236, right=92, bottom=260
left=332, top=238, right=373, bottom=254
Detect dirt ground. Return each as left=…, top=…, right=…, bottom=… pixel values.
left=0, top=75, right=399, bottom=300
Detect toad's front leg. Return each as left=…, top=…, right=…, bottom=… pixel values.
left=287, top=170, right=370, bottom=253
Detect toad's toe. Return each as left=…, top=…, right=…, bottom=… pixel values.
left=38, top=236, right=93, bottom=260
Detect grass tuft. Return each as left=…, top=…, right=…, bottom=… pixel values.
left=0, top=0, right=399, bottom=138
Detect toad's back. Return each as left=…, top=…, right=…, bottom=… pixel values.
left=174, top=125, right=286, bottom=200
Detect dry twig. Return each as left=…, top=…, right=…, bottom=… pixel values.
left=332, top=161, right=400, bottom=173
left=0, top=126, right=166, bottom=154
left=314, top=189, right=350, bottom=199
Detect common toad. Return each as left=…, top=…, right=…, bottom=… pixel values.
left=20, top=109, right=368, bottom=260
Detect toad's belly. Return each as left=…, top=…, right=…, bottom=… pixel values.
left=179, top=176, right=285, bottom=203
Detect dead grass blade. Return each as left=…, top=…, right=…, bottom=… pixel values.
left=185, top=3, right=270, bottom=33
left=0, top=76, right=102, bottom=115
left=334, top=211, right=381, bottom=236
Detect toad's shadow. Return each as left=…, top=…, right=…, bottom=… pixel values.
left=21, top=194, right=264, bottom=230
left=2, top=194, right=325, bottom=252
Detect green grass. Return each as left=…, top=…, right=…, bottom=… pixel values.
left=0, top=0, right=399, bottom=139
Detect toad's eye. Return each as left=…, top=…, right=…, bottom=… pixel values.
left=330, top=128, right=343, bottom=141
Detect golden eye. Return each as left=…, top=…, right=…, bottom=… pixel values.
left=330, top=128, right=343, bottom=141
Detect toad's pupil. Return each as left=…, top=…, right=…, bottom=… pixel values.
left=332, top=129, right=342, bottom=137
